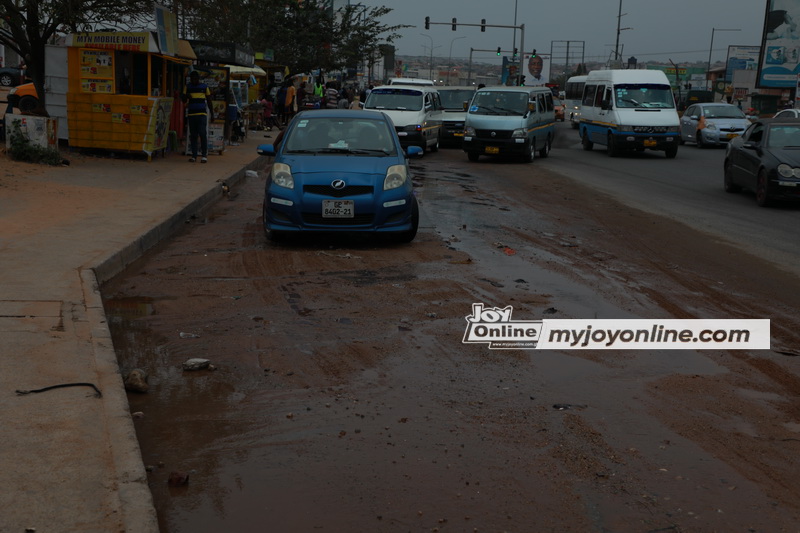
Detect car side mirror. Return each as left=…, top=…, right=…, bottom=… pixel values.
left=257, top=144, right=276, bottom=157
left=463, top=101, right=469, bottom=111
left=406, top=145, right=423, bottom=158
left=689, top=115, right=699, bottom=120
left=742, top=141, right=758, bottom=150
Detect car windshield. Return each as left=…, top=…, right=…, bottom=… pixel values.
left=284, top=116, right=397, bottom=155
left=439, top=89, right=475, bottom=110
left=767, top=124, right=800, bottom=149
left=469, top=91, right=529, bottom=115
left=702, top=105, right=747, bottom=119
left=614, top=84, right=675, bottom=109
left=364, top=88, right=423, bottom=111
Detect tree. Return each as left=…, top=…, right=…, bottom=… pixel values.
left=184, top=0, right=407, bottom=79
left=0, top=0, right=152, bottom=114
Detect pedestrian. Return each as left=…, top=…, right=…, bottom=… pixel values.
left=349, top=95, right=361, bottom=110
left=260, top=95, right=279, bottom=132
left=338, top=86, right=350, bottom=109
left=325, top=81, right=339, bottom=109
left=181, top=70, right=213, bottom=163
left=285, top=80, right=297, bottom=121
left=275, top=83, right=288, bottom=125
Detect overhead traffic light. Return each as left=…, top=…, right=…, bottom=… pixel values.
left=424, top=16, right=430, bottom=30
left=452, top=18, right=457, bottom=31
left=513, top=47, right=518, bottom=58
left=481, top=19, right=486, bottom=32
left=531, top=49, right=537, bottom=57
left=520, top=76, right=526, bottom=86
left=496, top=47, right=501, bottom=56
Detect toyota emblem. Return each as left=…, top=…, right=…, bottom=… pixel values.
left=490, top=131, right=497, bottom=138
left=331, top=179, right=346, bottom=190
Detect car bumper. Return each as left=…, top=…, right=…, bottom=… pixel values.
left=700, top=129, right=744, bottom=145
left=610, top=133, right=679, bottom=150
left=264, top=190, right=416, bottom=233
left=463, top=136, right=528, bottom=156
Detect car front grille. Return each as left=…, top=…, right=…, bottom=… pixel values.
left=303, top=185, right=374, bottom=198
left=475, top=129, right=513, bottom=139
left=302, top=213, right=375, bottom=225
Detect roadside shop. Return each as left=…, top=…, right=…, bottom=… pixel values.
left=63, top=31, right=196, bottom=159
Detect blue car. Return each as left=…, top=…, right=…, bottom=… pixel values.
left=257, top=109, right=422, bottom=242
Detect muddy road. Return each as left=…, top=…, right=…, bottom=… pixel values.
left=102, top=141, right=800, bottom=532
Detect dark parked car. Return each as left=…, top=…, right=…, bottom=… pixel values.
left=724, top=118, right=800, bottom=206
left=0, top=66, right=25, bottom=87
left=256, top=109, right=423, bottom=242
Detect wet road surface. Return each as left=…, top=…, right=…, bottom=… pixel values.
left=103, top=147, right=800, bottom=532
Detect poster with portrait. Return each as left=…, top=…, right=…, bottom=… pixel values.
left=757, top=0, right=800, bottom=87
left=524, top=52, right=550, bottom=87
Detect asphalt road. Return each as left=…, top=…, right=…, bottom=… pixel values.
left=542, top=121, right=800, bottom=276
left=102, top=131, right=800, bottom=532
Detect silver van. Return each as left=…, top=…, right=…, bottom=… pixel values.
left=364, top=85, right=443, bottom=153
left=462, top=86, right=556, bottom=162
left=437, top=85, right=478, bottom=147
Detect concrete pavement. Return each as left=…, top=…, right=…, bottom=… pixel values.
left=0, top=131, right=269, bottom=532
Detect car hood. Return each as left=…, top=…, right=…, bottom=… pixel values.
left=442, top=110, right=467, bottom=121
left=279, top=154, right=400, bottom=177
left=766, top=148, right=800, bottom=166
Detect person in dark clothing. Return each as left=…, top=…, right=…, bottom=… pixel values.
left=181, top=70, right=214, bottom=163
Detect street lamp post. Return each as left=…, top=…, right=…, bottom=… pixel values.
left=448, top=36, right=465, bottom=85
left=420, top=33, right=438, bottom=80
left=706, top=28, right=741, bottom=91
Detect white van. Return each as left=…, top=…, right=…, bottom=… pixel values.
left=578, top=69, right=680, bottom=158
left=363, top=85, right=443, bottom=153
left=462, top=85, right=556, bottom=163
left=388, top=77, right=435, bottom=86
left=437, top=85, right=478, bottom=147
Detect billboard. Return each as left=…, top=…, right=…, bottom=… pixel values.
left=757, top=0, right=800, bottom=87
left=726, top=45, right=760, bottom=82
left=524, top=52, right=550, bottom=87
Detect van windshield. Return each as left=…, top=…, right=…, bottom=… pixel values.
left=439, top=89, right=476, bottom=110
left=365, top=88, right=423, bottom=111
left=614, top=84, right=675, bottom=109
left=470, top=91, right=528, bottom=115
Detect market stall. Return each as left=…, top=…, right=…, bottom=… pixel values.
left=64, top=31, right=194, bottom=159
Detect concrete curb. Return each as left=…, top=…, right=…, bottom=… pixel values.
left=80, top=156, right=267, bottom=533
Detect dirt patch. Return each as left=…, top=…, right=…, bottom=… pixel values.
left=103, top=150, right=800, bottom=532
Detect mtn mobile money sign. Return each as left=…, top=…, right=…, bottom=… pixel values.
left=462, top=304, right=770, bottom=350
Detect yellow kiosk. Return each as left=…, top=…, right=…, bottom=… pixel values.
left=64, top=32, right=194, bottom=159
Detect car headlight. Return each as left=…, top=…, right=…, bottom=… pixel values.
left=777, top=163, right=800, bottom=178
left=704, top=121, right=717, bottom=130
left=384, top=164, right=408, bottom=190
left=403, top=124, right=422, bottom=133
left=464, top=126, right=476, bottom=136
left=270, top=163, right=294, bottom=189
left=511, top=128, right=527, bottom=138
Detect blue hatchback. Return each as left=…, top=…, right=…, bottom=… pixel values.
left=257, top=109, right=422, bottom=242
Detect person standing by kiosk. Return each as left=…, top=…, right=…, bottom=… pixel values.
left=182, top=70, right=214, bottom=163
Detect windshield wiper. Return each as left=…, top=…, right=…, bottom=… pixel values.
left=286, top=149, right=317, bottom=154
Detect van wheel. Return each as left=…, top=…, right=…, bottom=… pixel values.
left=467, top=151, right=480, bottom=162
left=430, top=133, right=440, bottom=152
left=581, top=130, right=593, bottom=150
left=723, top=160, right=741, bottom=193
left=538, top=136, right=551, bottom=158
left=18, top=96, right=38, bottom=113
left=664, top=144, right=678, bottom=159
left=524, top=140, right=535, bottom=163
left=607, top=134, right=619, bottom=157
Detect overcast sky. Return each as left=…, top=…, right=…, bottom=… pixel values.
left=352, top=0, right=767, bottom=66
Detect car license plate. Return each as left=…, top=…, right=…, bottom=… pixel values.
left=454, top=132, right=464, bottom=137
left=726, top=133, right=738, bottom=139
left=322, top=200, right=354, bottom=218
left=485, top=146, right=500, bottom=154
left=644, top=139, right=657, bottom=147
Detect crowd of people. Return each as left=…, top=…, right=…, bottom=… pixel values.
left=257, top=78, right=374, bottom=132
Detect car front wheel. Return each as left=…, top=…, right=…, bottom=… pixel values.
left=581, top=130, right=593, bottom=150
left=0, top=73, right=13, bottom=87
left=18, top=96, right=38, bottom=113
left=538, top=136, right=551, bottom=158
left=393, top=196, right=419, bottom=243
left=755, top=169, right=772, bottom=207
left=723, top=160, right=741, bottom=193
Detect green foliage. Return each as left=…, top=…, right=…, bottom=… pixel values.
left=186, top=0, right=408, bottom=76
left=7, top=119, right=63, bottom=165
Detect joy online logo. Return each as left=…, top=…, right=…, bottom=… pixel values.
left=463, top=303, right=543, bottom=350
